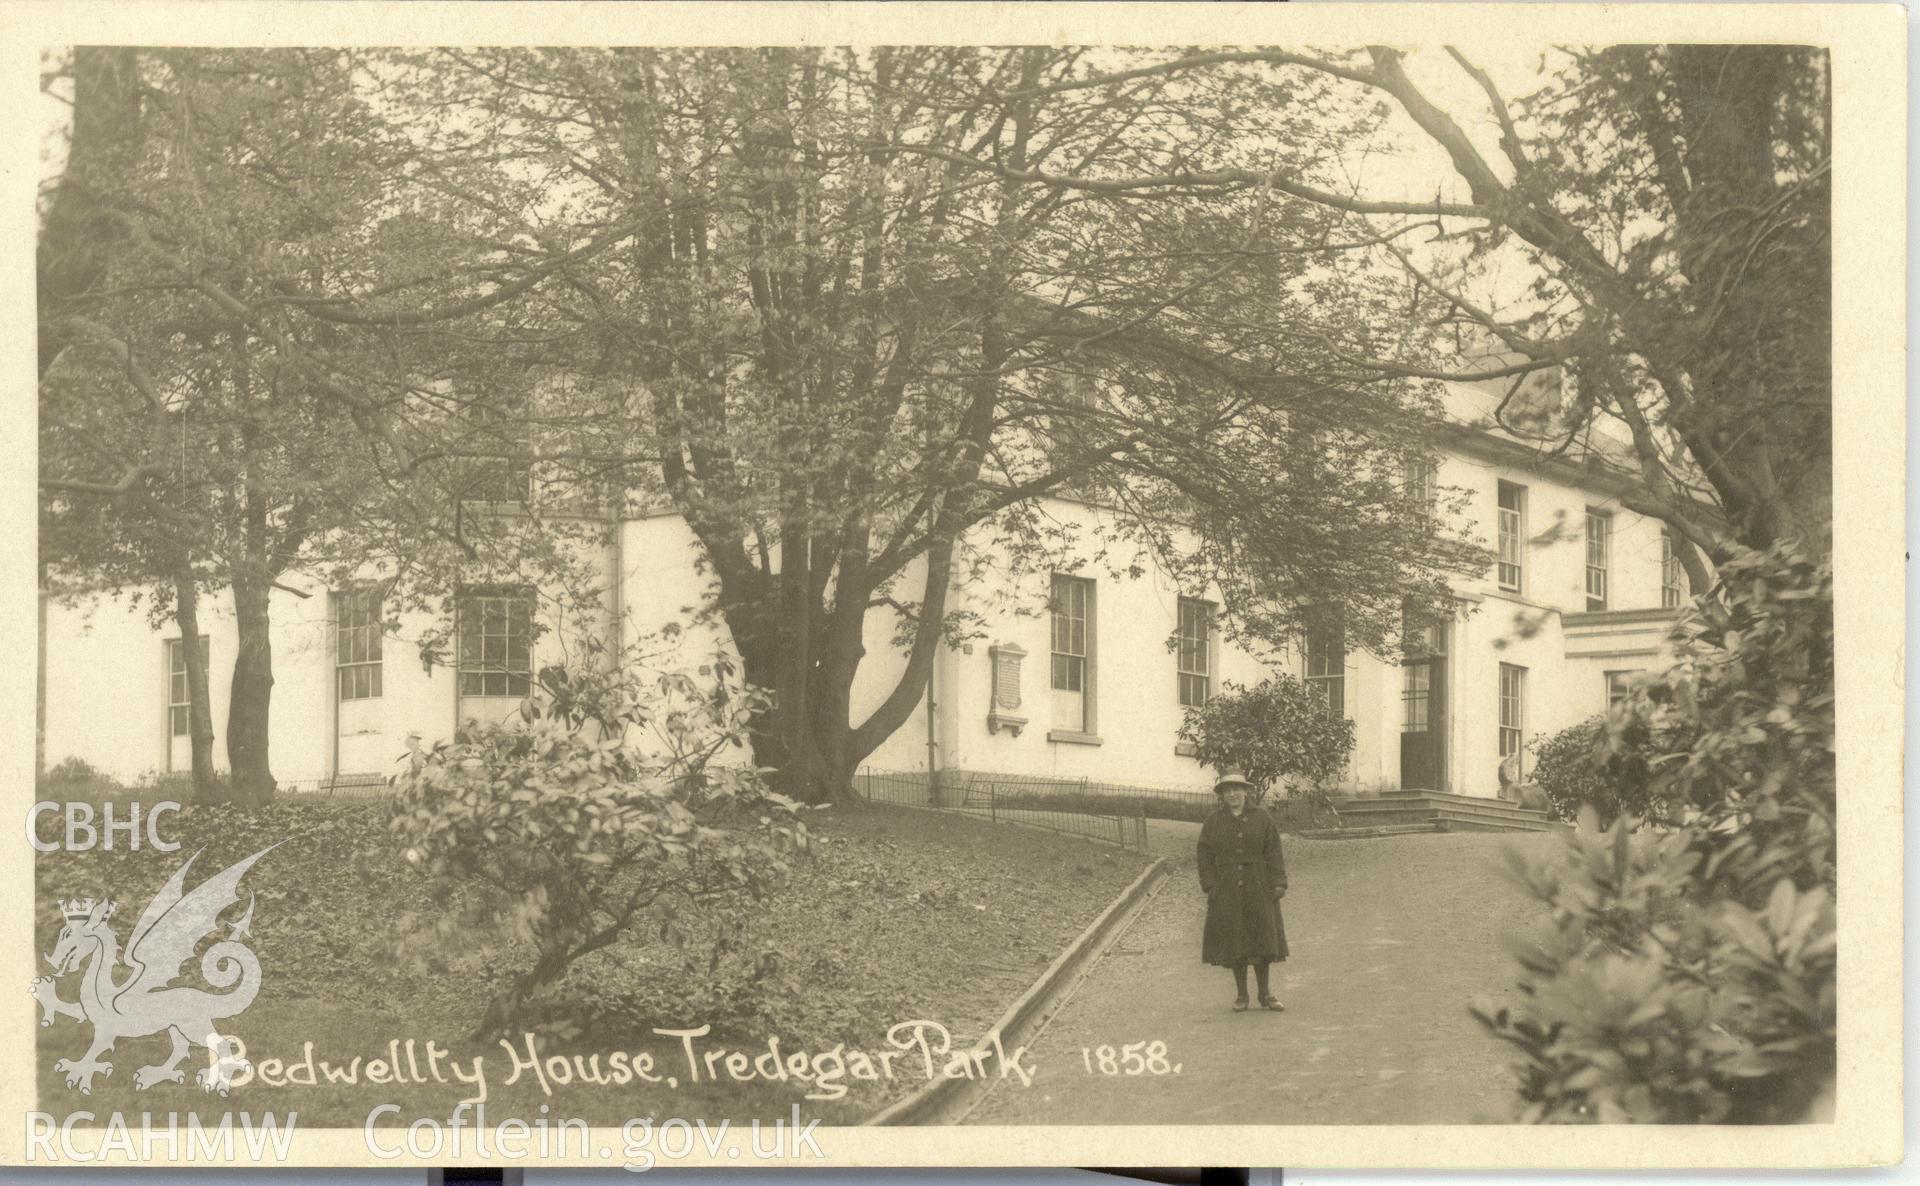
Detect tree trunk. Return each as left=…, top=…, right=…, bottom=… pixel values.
left=39, top=47, right=141, bottom=378
left=1661, top=46, right=1831, bottom=558
left=225, top=572, right=276, bottom=805
left=172, top=567, right=224, bottom=804
left=727, top=597, right=862, bottom=805
left=475, top=941, right=575, bottom=1042
left=773, top=528, right=822, bottom=801
left=808, top=626, right=862, bottom=800
left=36, top=583, right=47, bottom=782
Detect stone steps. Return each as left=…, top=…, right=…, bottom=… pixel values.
left=1295, top=823, right=1440, bottom=840
left=1332, top=789, right=1556, bottom=834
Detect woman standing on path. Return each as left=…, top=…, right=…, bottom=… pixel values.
left=1196, top=769, right=1288, bottom=1012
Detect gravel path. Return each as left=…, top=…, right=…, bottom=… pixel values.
left=968, top=826, right=1559, bottom=1125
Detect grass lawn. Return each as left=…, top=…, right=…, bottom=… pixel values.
left=34, top=795, right=1148, bottom=1127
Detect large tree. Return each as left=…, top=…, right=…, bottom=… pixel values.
left=37, top=49, right=502, bottom=800
left=50, top=47, right=1589, bottom=804
left=386, top=47, right=1485, bottom=800
left=39, top=47, right=712, bottom=797
left=930, top=46, right=1831, bottom=577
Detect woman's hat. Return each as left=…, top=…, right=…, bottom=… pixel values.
left=1212, top=769, right=1254, bottom=794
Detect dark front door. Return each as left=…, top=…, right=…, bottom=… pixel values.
left=1399, top=620, right=1448, bottom=790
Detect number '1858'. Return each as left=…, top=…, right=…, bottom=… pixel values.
left=1080, top=1041, right=1179, bottom=1075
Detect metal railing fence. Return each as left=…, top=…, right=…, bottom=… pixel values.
left=853, top=768, right=1175, bottom=851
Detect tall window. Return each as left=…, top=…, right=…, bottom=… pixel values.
left=1400, top=605, right=1443, bottom=732
left=466, top=461, right=533, bottom=505
left=1661, top=528, right=1687, bottom=608
left=1176, top=597, right=1213, bottom=708
left=1050, top=576, right=1090, bottom=693
left=1405, top=456, right=1437, bottom=516
left=460, top=403, right=534, bottom=504
left=1402, top=664, right=1431, bottom=731
left=166, top=637, right=209, bottom=737
left=1305, top=619, right=1346, bottom=718
left=1585, top=508, right=1611, bottom=611
left=458, top=588, right=534, bottom=698
left=1498, top=663, right=1527, bottom=774
left=1049, top=575, right=1094, bottom=732
left=1496, top=481, right=1526, bottom=592
left=1605, top=670, right=1640, bottom=709
left=336, top=587, right=384, bottom=701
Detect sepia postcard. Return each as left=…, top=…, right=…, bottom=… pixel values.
left=2, top=1, right=1903, bottom=1173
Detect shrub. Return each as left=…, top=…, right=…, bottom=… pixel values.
left=38, top=756, right=128, bottom=803
left=1177, top=675, right=1355, bottom=811
left=1474, top=544, right=1835, bottom=1123
left=43, top=755, right=116, bottom=788
left=390, top=648, right=809, bottom=1039
left=36, top=758, right=231, bottom=805
left=1528, top=712, right=1670, bottom=827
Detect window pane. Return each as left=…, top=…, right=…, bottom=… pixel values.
left=1402, top=664, right=1430, bottom=730
left=1661, top=530, right=1687, bottom=608
left=337, top=590, right=383, bottom=701
left=1050, top=573, right=1091, bottom=696
left=1499, top=665, right=1526, bottom=745
left=1497, top=483, right=1524, bottom=591
left=1177, top=599, right=1211, bottom=681
left=458, top=590, right=532, bottom=696
left=1179, top=672, right=1209, bottom=708
left=459, top=611, right=480, bottom=662
left=1585, top=512, right=1610, bottom=610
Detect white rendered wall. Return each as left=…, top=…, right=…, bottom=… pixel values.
left=44, top=449, right=1693, bottom=798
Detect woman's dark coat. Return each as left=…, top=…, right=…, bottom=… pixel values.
left=1197, top=804, right=1289, bottom=965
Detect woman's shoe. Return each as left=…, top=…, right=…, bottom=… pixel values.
left=1259, top=995, right=1285, bottom=1012
left=1232, top=996, right=1250, bottom=1012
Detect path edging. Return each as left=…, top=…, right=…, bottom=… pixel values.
left=862, top=855, right=1170, bottom=1126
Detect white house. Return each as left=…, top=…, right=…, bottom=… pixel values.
left=41, top=382, right=1697, bottom=800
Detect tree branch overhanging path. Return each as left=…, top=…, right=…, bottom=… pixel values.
left=928, top=44, right=1829, bottom=573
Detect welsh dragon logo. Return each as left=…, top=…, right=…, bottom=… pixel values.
left=31, top=846, right=274, bottom=1096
